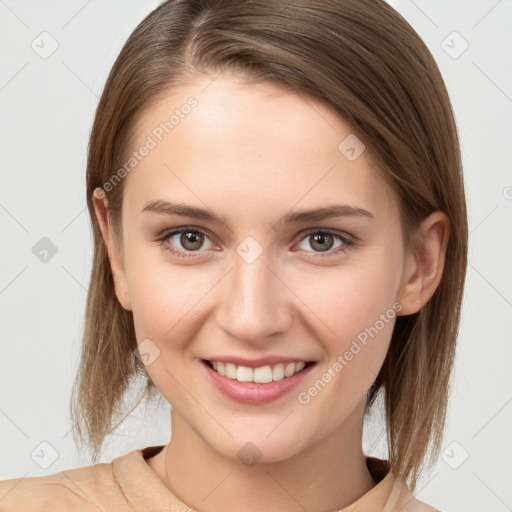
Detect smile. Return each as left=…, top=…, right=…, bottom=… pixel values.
left=205, top=360, right=314, bottom=383
left=201, top=359, right=317, bottom=405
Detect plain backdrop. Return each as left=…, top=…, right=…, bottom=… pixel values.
left=1, top=1, right=511, bottom=510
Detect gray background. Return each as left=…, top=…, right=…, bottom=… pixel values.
left=1, top=1, right=511, bottom=510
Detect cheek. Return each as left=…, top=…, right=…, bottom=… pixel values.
left=298, top=261, right=399, bottom=342
left=292, top=254, right=401, bottom=393
left=125, top=248, right=214, bottom=346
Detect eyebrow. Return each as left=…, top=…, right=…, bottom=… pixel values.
left=141, top=199, right=375, bottom=228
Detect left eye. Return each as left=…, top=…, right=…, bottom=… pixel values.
left=295, top=230, right=353, bottom=255
left=157, top=228, right=354, bottom=258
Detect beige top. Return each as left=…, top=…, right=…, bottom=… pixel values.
left=0, top=445, right=440, bottom=511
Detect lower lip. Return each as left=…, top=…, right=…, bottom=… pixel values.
left=200, top=360, right=316, bottom=405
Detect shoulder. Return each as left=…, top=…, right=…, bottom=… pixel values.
left=401, top=496, right=441, bottom=511
left=0, top=459, right=128, bottom=511
left=385, top=475, right=441, bottom=512
left=351, top=457, right=442, bottom=512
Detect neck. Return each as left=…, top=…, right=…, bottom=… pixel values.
left=153, top=401, right=376, bottom=512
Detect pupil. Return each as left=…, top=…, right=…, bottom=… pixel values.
left=182, top=231, right=203, bottom=250
left=312, top=233, right=332, bottom=252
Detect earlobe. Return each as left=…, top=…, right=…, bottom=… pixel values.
left=92, top=188, right=132, bottom=311
left=396, top=211, right=450, bottom=316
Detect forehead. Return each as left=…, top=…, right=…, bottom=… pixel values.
left=123, top=74, right=396, bottom=224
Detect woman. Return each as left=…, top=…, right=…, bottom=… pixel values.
left=0, top=0, right=467, bottom=510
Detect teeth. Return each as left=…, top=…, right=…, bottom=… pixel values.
left=225, top=362, right=237, bottom=379
left=209, top=360, right=308, bottom=383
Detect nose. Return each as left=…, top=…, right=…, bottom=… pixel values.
left=216, top=249, right=293, bottom=346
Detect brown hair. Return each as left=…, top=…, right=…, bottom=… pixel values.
left=70, top=0, right=468, bottom=492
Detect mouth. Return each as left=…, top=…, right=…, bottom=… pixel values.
left=200, top=358, right=317, bottom=405
left=202, top=359, right=316, bottom=384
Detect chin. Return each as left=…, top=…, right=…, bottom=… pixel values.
left=205, top=431, right=309, bottom=466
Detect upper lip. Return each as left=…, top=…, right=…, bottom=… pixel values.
left=202, top=356, right=315, bottom=368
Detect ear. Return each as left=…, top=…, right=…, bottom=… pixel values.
left=396, top=211, right=450, bottom=316
left=92, top=188, right=132, bottom=311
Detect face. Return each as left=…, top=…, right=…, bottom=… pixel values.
left=95, top=73, right=417, bottom=464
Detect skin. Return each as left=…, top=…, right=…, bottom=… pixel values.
left=93, top=72, right=449, bottom=512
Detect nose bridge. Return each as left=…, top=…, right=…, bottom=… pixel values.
left=219, top=242, right=290, bottom=342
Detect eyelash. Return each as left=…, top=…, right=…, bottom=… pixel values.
left=156, top=226, right=356, bottom=259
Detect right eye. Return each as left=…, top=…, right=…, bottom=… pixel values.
left=157, top=227, right=216, bottom=258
